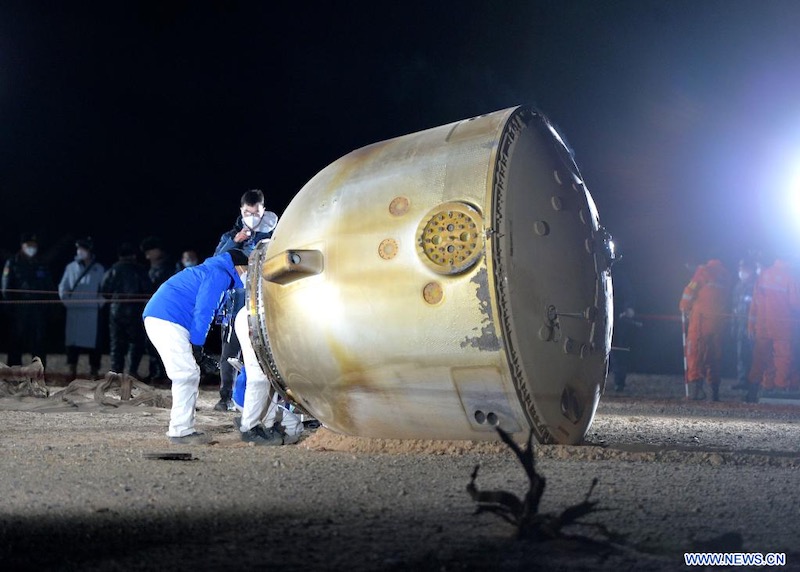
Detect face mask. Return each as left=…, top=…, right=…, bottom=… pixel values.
left=242, top=214, right=261, bottom=230
left=22, top=245, right=38, bottom=257
left=738, top=271, right=751, bottom=282
left=239, top=271, right=248, bottom=285
left=182, top=260, right=197, bottom=268
left=77, top=248, right=90, bottom=261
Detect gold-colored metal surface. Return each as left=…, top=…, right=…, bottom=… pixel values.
left=249, top=105, right=613, bottom=445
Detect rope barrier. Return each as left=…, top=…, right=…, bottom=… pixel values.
left=0, top=297, right=151, bottom=305
left=0, top=288, right=65, bottom=295
left=0, top=288, right=151, bottom=305
left=1, top=290, right=797, bottom=326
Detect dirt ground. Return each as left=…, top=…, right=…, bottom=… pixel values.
left=1, top=354, right=799, bottom=571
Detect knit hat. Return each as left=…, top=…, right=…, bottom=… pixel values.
left=75, top=237, right=94, bottom=251
left=228, top=249, right=249, bottom=266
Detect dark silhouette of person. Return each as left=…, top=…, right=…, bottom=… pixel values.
left=140, top=236, right=176, bottom=381
left=2, top=233, right=56, bottom=368
left=731, top=257, right=756, bottom=391
left=610, top=267, right=640, bottom=392
left=100, top=242, right=152, bottom=375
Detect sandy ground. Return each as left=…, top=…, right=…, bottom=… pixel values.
left=1, top=355, right=799, bottom=571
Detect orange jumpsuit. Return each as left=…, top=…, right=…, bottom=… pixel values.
left=679, top=260, right=731, bottom=386
left=747, top=259, right=800, bottom=390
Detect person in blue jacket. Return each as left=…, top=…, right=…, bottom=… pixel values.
left=142, top=249, right=249, bottom=444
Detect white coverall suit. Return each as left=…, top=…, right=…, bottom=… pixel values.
left=233, top=306, right=303, bottom=438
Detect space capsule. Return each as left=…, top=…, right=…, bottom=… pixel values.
left=245, top=105, right=613, bottom=445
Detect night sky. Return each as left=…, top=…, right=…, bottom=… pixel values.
left=3, top=0, right=800, bottom=372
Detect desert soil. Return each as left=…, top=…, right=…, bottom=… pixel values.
left=1, top=354, right=799, bottom=571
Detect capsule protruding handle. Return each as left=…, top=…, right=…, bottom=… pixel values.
left=262, top=250, right=324, bottom=285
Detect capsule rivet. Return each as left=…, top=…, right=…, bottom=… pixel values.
left=378, top=239, right=399, bottom=260
left=389, top=196, right=410, bottom=216
left=422, top=281, right=443, bottom=305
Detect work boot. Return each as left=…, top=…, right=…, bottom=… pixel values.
left=241, top=424, right=283, bottom=446
left=214, top=391, right=234, bottom=412
left=90, top=368, right=99, bottom=380
left=691, top=380, right=706, bottom=400
left=744, top=383, right=760, bottom=403
left=711, top=382, right=720, bottom=402
left=67, top=364, right=77, bottom=381
left=272, top=421, right=303, bottom=445
left=168, top=431, right=212, bottom=445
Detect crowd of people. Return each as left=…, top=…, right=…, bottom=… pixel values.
left=1, top=232, right=198, bottom=379
left=1, top=189, right=299, bottom=446
left=678, top=253, right=800, bottom=402
left=601, top=252, right=800, bottom=403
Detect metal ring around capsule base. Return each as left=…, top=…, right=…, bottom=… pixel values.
left=246, top=239, right=299, bottom=411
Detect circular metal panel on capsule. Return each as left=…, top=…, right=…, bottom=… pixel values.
left=417, top=201, right=484, bottom=275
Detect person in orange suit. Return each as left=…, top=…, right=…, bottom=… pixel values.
left=745, top=256, right=800, bottom=402
left=679, top=258, right=732, bottom=400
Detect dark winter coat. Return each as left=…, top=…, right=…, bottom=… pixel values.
left=148, top=259, right=175, bottom=289
left=1, top=252, right=56, bottom=304
left=100, top=259, right=152, bottom=319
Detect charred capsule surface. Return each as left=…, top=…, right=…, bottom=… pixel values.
left=248, top=105, right=612, bottom=445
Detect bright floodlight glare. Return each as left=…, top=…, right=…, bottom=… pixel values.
left=790, top=177, right=800, bottom=230
left=762, top=137, right=800, bottom=247
left=777, top=156, right=800, bottom=245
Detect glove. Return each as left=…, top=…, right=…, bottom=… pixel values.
left=198, top=354, right=220, bottom=376
left=191, top=344, right=205, bottom=365
left=192, top=344, right=220, bottom=375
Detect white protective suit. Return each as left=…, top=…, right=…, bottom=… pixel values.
left=233, top=306, right=303, bottom=439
